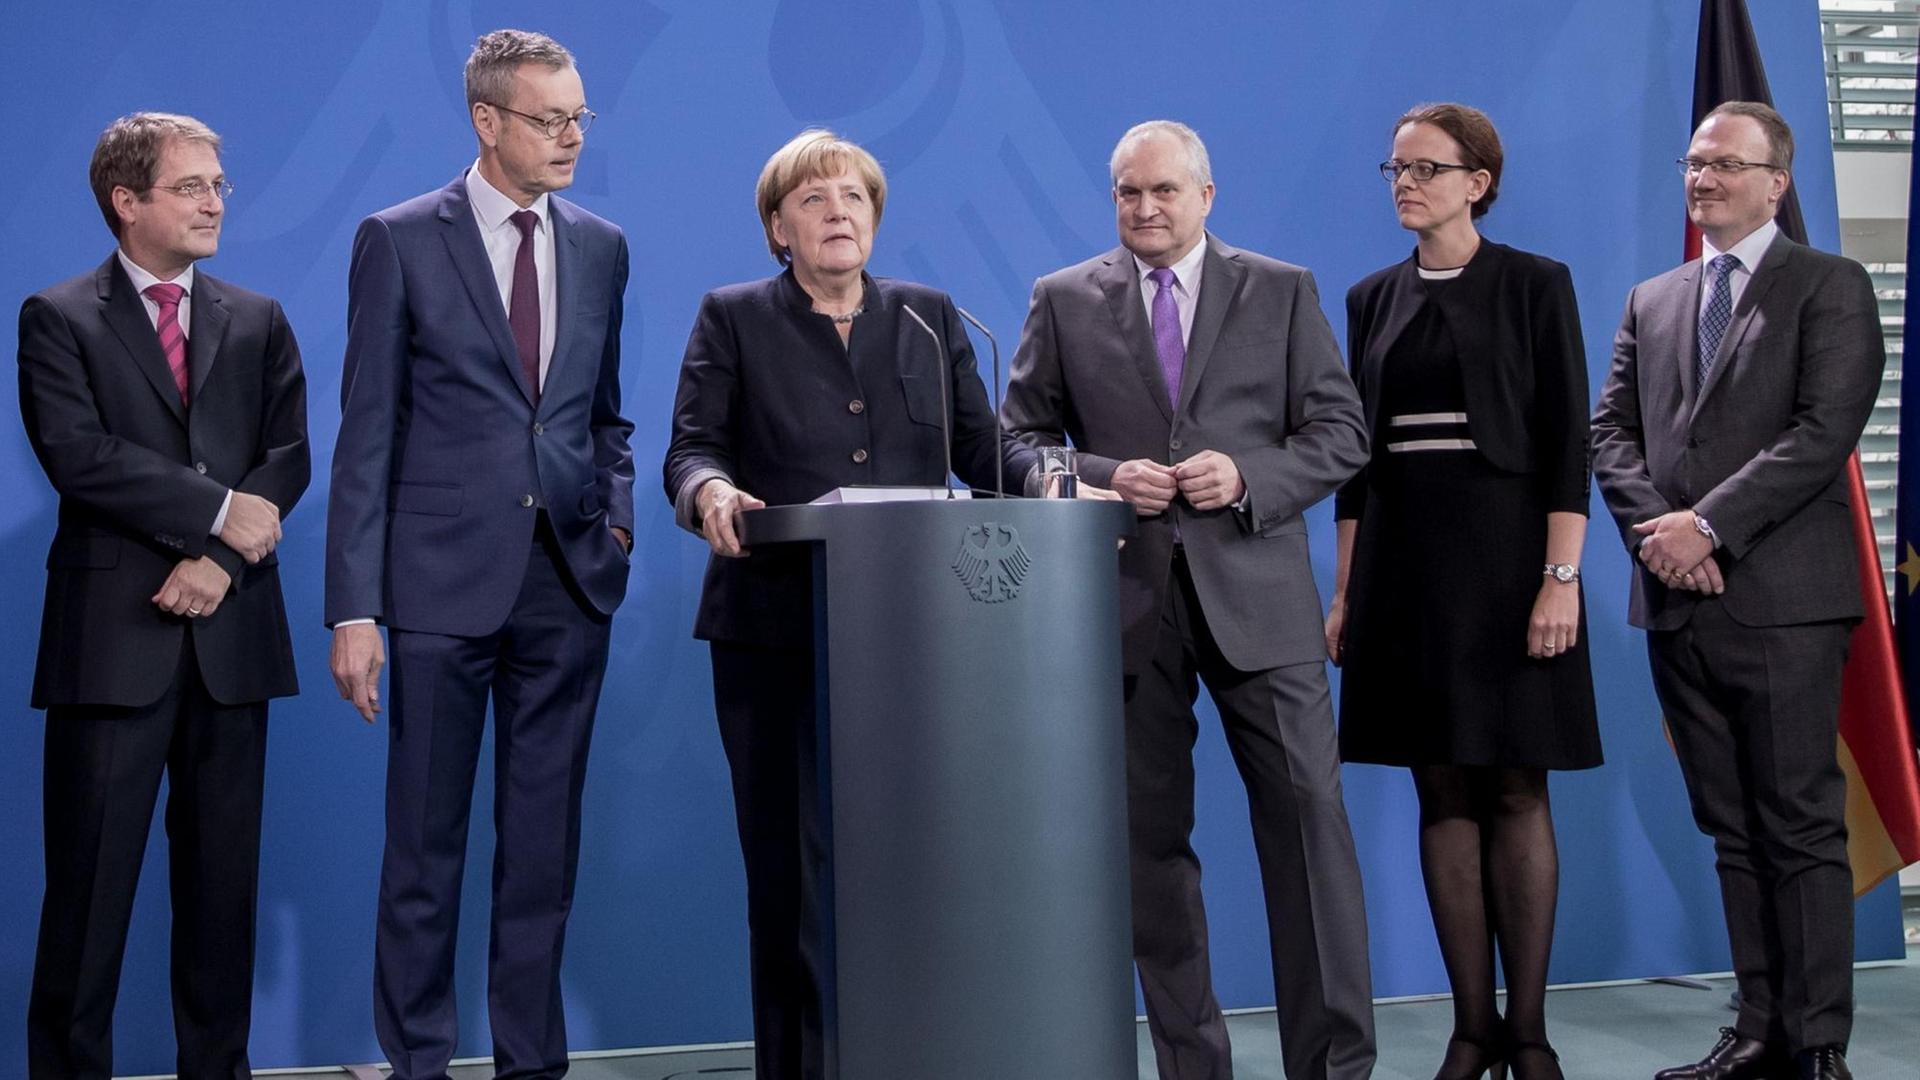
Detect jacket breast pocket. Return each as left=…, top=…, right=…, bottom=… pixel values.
left=900, top=374, right=947, bottom=429
left=388, top=482, right=463, bottom=516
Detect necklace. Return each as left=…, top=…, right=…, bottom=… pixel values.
left=815, top=302, right=865, bottom=325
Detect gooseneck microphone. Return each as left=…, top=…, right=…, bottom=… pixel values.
left=953, top=304, right=1003, bottom=499
left=899, top=304, right=956, bottom=499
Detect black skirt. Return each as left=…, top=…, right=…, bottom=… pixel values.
left=1338, top=443, right=1602, bottom=770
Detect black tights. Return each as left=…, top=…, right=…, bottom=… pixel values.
left=1414, top=765, right=1563, bottom=1079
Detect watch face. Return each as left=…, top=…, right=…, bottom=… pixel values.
left=1549, top=564, right=1576, bottom=583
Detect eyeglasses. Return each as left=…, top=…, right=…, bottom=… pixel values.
left=152, top=179, right=234, bottom=202
left=1379, top=159, right=1476, bottom=183
left=487, top=102, right=596, bottom=139
left=1676, top=158, right=1782, bottom=178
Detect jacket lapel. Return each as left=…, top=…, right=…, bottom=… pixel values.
left=1692, top=232, right=1791, bottom=420
left=544, top=197, right=585, bottom=409
left=187, top=273, right=231, bottom=406
left=1673, top=260, right=1703, bottom=409
left=437, top=176, right=536, bottom=407
left=1095, top=250, right=1174, bottom=424
left=95, top=258, right=187, bottom=426
left=1178, top=236, right=1243, bottom=415
left=1362, top=256, right=1426, bottom=406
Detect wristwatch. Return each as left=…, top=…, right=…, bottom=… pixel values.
left=1543, top=563, right=1581, bottom=584
left=1693, top=512, right=1717, bottom=545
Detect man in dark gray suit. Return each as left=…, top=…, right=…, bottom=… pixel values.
left=1592, top=102, right=1883, bottom=1080
left=1003, top=120, right=1374, bottom=1080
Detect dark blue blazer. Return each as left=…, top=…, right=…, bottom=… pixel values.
left=663, top=269, right=1033, bottom=647
left=19, top=256, right=310, bottom=707
left=325, top=175, right=634, bottom=635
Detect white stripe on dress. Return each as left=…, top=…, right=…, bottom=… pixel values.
left=1386, top=438, right=1478, bottom=453
left=1387, top=412, right=1470, bottom=427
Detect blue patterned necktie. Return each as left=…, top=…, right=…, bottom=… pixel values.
left=1696, top=253, right=1741, bottom=388
left=1148, top=267, right=1185, bottom=405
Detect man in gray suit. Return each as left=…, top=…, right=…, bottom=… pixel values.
left=1003, top=120, right=1375, bottom=1080
left=1592, top=101, right=1882, bottom=1080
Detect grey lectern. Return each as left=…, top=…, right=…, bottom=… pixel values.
left=742, top=497, right=1137, bottom=1080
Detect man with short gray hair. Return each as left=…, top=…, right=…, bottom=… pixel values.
left=325, top=28, right=633, bottom=1079
left=1003, top=120, right=1375, bottom=1080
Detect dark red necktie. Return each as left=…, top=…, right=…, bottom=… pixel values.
left=144, top=282, right=190, bottom=406
left=508, top=209, right=541, bottom=404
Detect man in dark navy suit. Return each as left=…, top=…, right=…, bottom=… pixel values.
left=18, top=111, right=309, bottom=1079
left=324, top=28, right=633, bottom=1080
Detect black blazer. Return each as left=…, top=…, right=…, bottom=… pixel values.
left=1336, top=240, right=1589, bottom=520
left=18, top=256, right=310, bottom=708
left=663, top=269, right=1035, bottom=647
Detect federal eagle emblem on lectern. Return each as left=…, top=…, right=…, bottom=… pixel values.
left=951, top=522, right=1031, bottom=603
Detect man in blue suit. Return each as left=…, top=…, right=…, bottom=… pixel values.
left=324, top=28, right=633, bottom=1080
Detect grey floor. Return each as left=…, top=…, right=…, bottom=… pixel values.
left=250, top=957, right=1919, bottom=1080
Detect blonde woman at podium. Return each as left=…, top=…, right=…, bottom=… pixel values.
left=662, top=128, right=1035, bottom=1080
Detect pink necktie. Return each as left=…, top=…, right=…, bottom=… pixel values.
left=144, top=282, right=189, bottom=406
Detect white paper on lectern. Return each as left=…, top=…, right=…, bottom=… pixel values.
left=810, top=486, right=973, bottom=504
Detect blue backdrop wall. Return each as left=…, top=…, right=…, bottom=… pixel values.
left=0, top=1, right=1903, bottom=1072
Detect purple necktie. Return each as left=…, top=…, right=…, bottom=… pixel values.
left=144, top=282, right=190, bottom=406
left=508, top=209, right=541, bottom=404
left=1148, top=267, right=1185, bottom=406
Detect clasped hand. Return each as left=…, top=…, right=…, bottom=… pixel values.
left=219, top=491, right=282, bottom=563
left=1112, top=451, right=1244, bottom=516
left=1632, top=511, right=1725, bottom=594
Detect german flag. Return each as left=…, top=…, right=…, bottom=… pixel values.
left=1693, top=0, right=1920, bottom=894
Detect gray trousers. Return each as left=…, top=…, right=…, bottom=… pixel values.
left=1126, top=553, right=1376, bottom=1080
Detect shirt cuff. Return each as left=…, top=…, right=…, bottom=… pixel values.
left=333, top=617, right=377, bottom=628
left=210, top=489, right=233, bottom=536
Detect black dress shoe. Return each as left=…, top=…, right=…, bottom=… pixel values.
left=1654, top=1027, right=1788, bottom=1080
left=1794, top=1045, right=1850, bottom=1080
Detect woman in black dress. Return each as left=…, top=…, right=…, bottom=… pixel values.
left=1326, top=104, right=1601, bottom=1080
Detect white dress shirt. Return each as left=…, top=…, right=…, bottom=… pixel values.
left=117, top=249, right=230, bottom=535
left=466, top=163, right=557, bottom=385
left=1134, top=236, right=1208, bottom=347
left=1699, top=218, right=1778, bottom=318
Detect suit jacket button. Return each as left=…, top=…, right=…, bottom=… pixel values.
left=848, top=399, right=865, bottom=414
left=532, top=422, right=545, bottom=436
left=519, top=494, right=535, bottom=508
left=195, top=461, right=208, bottom=474
left=851, top=449, right=869, bottom=464
left=1686, top=436, right=1700, bottom=448
left=1169, top=439, right=1183, bottom=451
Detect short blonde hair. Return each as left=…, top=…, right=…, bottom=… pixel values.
left=755, top=129, right=887, bottom=264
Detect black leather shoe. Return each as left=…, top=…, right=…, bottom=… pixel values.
left=1794, top=1045, right=1850, bottom=1080
left=1654, top=1028, right=1788, bottom=1080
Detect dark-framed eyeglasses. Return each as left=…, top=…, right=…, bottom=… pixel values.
left=1379, top=159, right=1476, bottom=183
left=1676, top=158, right=1782, bottom=178
left=487, top=102, right=596, bottom=139
left=151, top=179, right=234, bottom=202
